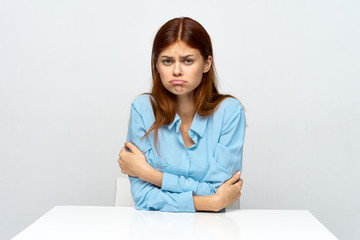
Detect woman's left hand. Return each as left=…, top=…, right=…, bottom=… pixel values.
left=118, top=142, right=150, bottom=178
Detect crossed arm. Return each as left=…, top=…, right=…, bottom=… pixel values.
left=118, top=97, right=245, bottom=212
left=118, top=141, right=243, bottom=212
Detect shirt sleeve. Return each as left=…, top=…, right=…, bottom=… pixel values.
left=126, top=102, right=196, bottom=212
left=161, top=99, right=246, bottom=196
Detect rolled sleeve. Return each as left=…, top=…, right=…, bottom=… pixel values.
left=130, top=176, right=195, bottom=212
left=161, top=172, right=216, bottom=196
left=161, top=172, right=180, bottom=193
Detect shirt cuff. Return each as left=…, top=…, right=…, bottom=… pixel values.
left=177, top=191, right=195, bottom=212
left=161, top=172, right=180, bottom=192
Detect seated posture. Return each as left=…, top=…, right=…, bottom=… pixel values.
left=118, top=17, right=246, bottom=212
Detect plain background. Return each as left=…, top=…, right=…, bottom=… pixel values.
left=1, top=0, right=359, bottom=239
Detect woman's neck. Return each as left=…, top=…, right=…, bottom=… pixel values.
left=176, top=93, right=195, bottom=123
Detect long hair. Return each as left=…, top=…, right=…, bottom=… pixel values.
left=143, top=17, right=234, bottom=151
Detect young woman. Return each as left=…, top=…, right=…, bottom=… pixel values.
left=118, top=17, right=246, bottom=212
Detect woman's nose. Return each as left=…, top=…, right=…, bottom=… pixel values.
left=173, top=62, right=183, bottom=77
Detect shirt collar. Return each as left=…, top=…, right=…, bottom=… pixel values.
left=190, top=112, right=208, bottom=138
left=167, top=112, right=208, bottom=138
left=167, top=113, right=181, bottom=130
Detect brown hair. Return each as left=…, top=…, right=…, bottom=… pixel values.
left=143, top=17, right=234, bottom=151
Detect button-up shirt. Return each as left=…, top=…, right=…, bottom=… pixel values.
left=126, top=94, right=246, bottom=212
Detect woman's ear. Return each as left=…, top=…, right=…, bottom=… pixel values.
left=203, top=55, right=213, bottom=73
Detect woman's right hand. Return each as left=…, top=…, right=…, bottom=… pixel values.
left=213, top=171, right=243, bottom=210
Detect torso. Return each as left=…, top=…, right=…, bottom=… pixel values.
left=131, top=94, right=244, bottom=181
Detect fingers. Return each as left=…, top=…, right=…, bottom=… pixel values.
left=118, top=147, right=127, bottom=159
left=119, top=147, right=126, bottom=155
left=236, top=178, right=243, bottom=190
left=124, top=142, right=139, bottom=153
left=118, top=147, right=128, bottom=174
left=118, top=151, right=126, bottom=174
left=226, top=171, right=241, bottom=185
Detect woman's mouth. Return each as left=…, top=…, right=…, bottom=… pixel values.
left=170, top=80, right=186, bottom=85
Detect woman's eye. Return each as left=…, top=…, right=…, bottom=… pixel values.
left=184, top=59, right=193, bottom=64
left=162, top=60, right=173, bottom=65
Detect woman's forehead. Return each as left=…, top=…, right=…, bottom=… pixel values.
left=159, top=41, right=201, bottom=57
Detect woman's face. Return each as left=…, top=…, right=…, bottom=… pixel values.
left=156, top=41, right=212, bottom=97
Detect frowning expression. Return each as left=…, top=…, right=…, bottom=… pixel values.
left=156, top=41, right=212, bottom=97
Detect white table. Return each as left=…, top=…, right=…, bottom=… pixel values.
left=13, top=206, right=337, bottom=240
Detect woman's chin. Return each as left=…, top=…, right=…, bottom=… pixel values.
left=167, top=86, right=187, bottom=95
left=165, top=85, right=195, bottom=97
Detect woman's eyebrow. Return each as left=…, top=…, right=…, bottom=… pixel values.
left=160, top=55, right=174, bottom=59
left=180, top=55, right=194, bottom=58
left=160, top=55, right=194, bottom=58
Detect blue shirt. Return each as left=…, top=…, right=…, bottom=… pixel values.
left=126, top=94, right=246, bottom=212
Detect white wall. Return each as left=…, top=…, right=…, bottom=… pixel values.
left=1, top=0, right=359, bottom=239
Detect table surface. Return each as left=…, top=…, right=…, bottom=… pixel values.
left=13, top=206, right=338, bottom=240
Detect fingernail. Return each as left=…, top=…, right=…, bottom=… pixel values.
left=236, top=171, right=240, bottom=175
